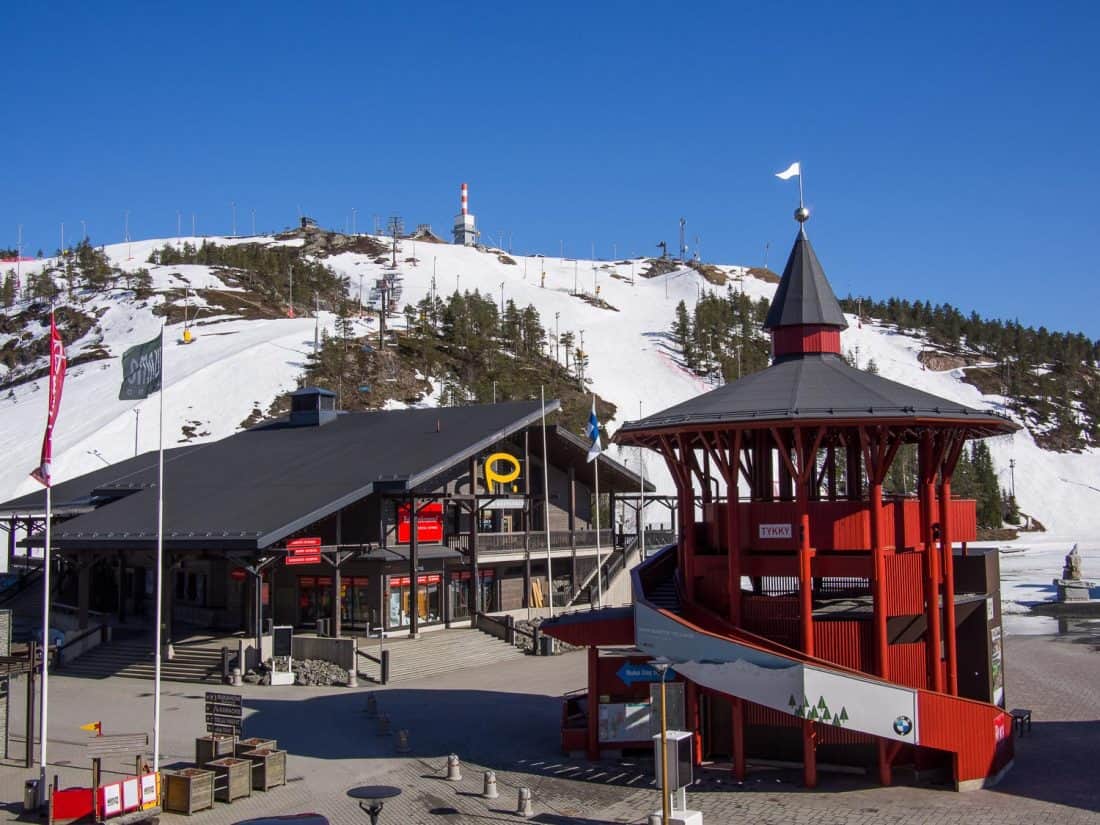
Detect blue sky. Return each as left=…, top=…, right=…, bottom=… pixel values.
left=4, top=2, right=1098, bottom=336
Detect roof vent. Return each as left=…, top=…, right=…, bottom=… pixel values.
left=289, top=387, right=339, bottom=427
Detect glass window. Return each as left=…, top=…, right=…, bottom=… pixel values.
left=385, top=574, right=443, bottom=630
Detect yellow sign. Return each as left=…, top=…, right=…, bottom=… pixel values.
left=484, top=452, right=521, bottom=493
left=80, top=720, right=102, bottom=734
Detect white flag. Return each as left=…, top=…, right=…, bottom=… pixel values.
left=775, top=162, right=801, bottom=180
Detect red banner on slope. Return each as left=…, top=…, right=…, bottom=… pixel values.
left=30, top=312, right=67, bottom=487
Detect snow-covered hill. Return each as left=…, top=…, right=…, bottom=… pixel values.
left=3, top=231, right=1098, bottom=609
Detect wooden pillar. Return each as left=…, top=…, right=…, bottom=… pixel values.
left=117, top=550, right=127, bottom=623
left=332, top=510, right=343, bottom=638
left=919, top=435, right=943, bottom=692
left=731, top=696, right=746, bottom=781
left=846, top=440, right=862, bottom=500
left=409, top=496, right=420, bottom=638
left=686, top=682, right=703, bottom=766
left=726, top=432, right=742, bottom=626
left=586, top=645, right=599, bottom=760
left=6, top=517, right=15, bottom=565
left=796, top=435, right=818, bottom=790
left=940, top=477, right=958, bottom=695
left=77, top=557, right=91, bottom=630
left=469, top=458, right=480, bottom=616
left=523, top=429, right=532, bottom=609
left=869, top=480, right=889, bottom=678
left=826, top=444, right=837, bottom=501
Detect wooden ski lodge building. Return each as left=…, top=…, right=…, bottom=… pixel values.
left=0, top=397, right=651, bottom=640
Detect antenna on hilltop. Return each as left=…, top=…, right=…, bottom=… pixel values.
left=678, top=218, right=686, bottom=262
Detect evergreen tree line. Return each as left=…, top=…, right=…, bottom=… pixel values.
left=840, top=293, right=1100, bottom=450
left=671, top=287, right=773, bottom=380
left=149, top=241, right=347, bottom=310
left=2, top=239, right=153, bottom=308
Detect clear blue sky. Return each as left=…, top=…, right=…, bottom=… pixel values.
left=5, top=2, right=1098, bottom=336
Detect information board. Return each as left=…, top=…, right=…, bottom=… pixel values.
left=204, top=691, right=243, bottom=736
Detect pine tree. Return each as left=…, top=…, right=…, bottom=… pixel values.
left=673, top=300, right=694, bottom=368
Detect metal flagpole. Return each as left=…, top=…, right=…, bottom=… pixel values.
left=152, top=328, right=165, bottom=772
left=798, top=166, right=805, bottom=210
left=38, top=482, right=50, bottom=804
left=594, top=456, right=602, bottom=608
left=541, top=387, right=553, bottom=618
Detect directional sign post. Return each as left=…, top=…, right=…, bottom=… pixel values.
left=616, top=662, right=664, bottom=686
left=205, top=691, right=243, bottom=737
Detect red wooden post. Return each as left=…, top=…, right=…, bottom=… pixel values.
left=732, top=697, right=746, bottom=781
left=940, top=477, right=958, bottom=695
left=919, top=434, right=944, bottom=692
left=686, top=682, right=703, bottom=766
left=726, top=431, right=742, bottom=626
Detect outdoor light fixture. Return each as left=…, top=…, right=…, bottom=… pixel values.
left=651, top=656, right=672, bottom=825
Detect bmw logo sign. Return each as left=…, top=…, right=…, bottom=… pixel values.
left=892, top=715, right=913, bottom=736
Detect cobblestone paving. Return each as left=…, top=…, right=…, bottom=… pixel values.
left=0, top=633, right=1096, bottom=824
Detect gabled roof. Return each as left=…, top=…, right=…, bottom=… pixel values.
left=3, top=401, right=555, bottom=550
left=764, top=229, right=848, bottom=331
left=615, top=354, right=1016, bottom=435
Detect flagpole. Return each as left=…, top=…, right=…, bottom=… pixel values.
left=798, top=165, right=805, bottom=210
left=540, top=386, right=553, bottom=618
left=152, top=328, right=165, bottom=773
left=38, top=482, right=50, bottom=804
left=595, top=456, right=602, bottom=608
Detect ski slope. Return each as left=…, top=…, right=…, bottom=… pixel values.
left=2, top=232, right=1097, bottom=619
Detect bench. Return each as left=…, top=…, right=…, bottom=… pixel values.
left=1010, top=708, right=1032, bottom=736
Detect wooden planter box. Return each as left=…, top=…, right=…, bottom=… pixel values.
left=242, top=747, right=287, bottom=791
left=196, top=734, right=237, bottom=766
left=235, top=736, right=277, bottom=757
left=207, top=756, right=252, bottom=803
left=163, top=768, right=215, bottom=815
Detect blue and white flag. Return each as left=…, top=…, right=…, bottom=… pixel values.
left=586, top=398, right=602, bottom=462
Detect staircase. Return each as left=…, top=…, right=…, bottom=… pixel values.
left=358, top=628, right=528, bottom=683
left=59, top=631, right=225, bottom=683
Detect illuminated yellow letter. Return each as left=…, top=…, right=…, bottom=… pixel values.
left=484, top=452, right=521, bottom=493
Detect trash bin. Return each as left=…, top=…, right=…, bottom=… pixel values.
left=539, top=635, right=555, bottom=656
left=24, top=779, right=38, bottom=813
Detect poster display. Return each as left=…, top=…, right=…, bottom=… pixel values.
left=598, top=703, right=652, bottom=743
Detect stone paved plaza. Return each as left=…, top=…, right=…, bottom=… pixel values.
left=0, top=632, right=1097, bottom=824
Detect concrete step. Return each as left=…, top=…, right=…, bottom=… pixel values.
left=60, top=638, right=223, bottom=682
left=358, top=628, right=529, bottom=682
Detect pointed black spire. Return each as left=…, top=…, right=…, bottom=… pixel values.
left=764, top=224, right=848, bottom=332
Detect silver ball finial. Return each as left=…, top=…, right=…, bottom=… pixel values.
left=794, top=206, right=810, bottom=224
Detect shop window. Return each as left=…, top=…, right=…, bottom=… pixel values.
left=386, top=573, right=442, bottom=630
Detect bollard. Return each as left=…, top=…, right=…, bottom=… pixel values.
left=231, top=667, right=242, bottom=687
left=482, top=770, right=499, bottom=799
left=347, top=667, right=358, bottom=688
left=395, top=729, right=410, bottom=754
left=377, top=713, right=391, bottom=736
left=381, top=649, right=391, bottom=685
left=365, top=694, right=379, bottom=718
left=445, top=753, right=462, bottom=782
left=532, top=626, right=541, bottom=656
left=516, top=787, right=534, bottom=818
left=647, top=815, right=662, bottom=825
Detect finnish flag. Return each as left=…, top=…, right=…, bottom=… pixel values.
left=586, top=398, right=602, bottom=463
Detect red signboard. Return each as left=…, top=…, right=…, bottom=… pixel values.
left=230, top=569, right=247, bottom=582
left=287, top=537, right=323, bottom=551
left=388, top=573, right=442, bottom=587
left=286, top=553, right=322, bottom=566
left=396, top=502, right=444, bottom=544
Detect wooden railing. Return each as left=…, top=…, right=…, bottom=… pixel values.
left=446, top=529, right=613, bottom=555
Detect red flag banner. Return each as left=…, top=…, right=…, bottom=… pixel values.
left=30, top=313, right=67, bottom=487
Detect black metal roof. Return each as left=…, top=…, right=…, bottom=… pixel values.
left=764, top=229, right=848, bottom=331
left=615, top=354, right=1016, bottom=434
left=1, top=400, right=649, bottom=551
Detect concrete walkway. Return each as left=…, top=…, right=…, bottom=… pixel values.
left=0, top=634, right=1097, bottom=824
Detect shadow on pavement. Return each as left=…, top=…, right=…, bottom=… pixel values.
left=989, top=720, right=1100, bottom=813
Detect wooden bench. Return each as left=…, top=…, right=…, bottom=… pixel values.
left=1010, top=708, right=1033, bottom=736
